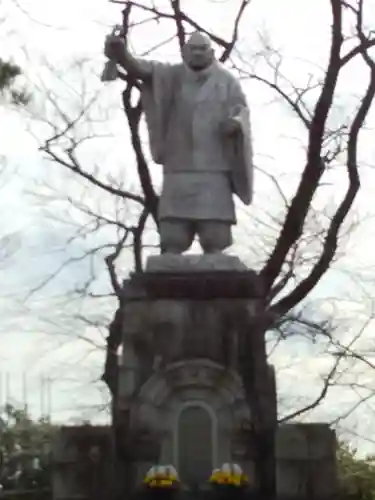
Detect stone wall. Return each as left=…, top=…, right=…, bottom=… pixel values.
left=51, top=422, right=339, bottom=500
left=276, top=424, right=338, bottom=499
left=51, top=425, right=113, bottom=500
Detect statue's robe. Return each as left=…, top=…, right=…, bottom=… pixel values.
left=141, top=60, right=254, bottom=224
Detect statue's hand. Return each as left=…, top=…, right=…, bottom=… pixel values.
left=221, top=116, right=241, bottom=136
left=104, top=33, right=126, bottom=63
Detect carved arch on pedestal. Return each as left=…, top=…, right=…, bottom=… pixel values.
left=130, top=359, right=251, bottom=465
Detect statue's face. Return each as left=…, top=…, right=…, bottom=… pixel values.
left=183, top=34, right=214, bottom=71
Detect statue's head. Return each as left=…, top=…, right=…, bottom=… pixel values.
left=183, top=31, right=215, bottom=71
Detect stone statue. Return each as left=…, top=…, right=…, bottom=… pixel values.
left=104, top=29, right=254, bottom=254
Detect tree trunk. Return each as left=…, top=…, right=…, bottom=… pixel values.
left=239, top=324, right=277, bottom=500
left=101, top=306, right=136, bottom=500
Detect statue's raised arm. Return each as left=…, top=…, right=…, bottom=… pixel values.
left=103, top=27, right=152, bottom=82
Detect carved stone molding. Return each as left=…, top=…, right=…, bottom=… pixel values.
left=131, top=359, right=250, bottom=431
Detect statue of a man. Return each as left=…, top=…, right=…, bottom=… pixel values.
left=104, top=30, right=254, bottom=254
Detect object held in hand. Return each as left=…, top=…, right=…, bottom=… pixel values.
left=101, top=25, right=125, bottom=82
left=100, top=60, right=118, bottom=82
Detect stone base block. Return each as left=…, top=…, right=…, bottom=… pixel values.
left=146, top=254, right=249, bottom=273
left=127, top=254, right=264, bottom=300
left=276, top=424, right=338, bottom=498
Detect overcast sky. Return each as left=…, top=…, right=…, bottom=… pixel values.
left=1, top=0, right=375, bottom=451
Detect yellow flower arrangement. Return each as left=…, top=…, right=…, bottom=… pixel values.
left=209, top=464, right=249, bottom=487
left=143, top=465, right=179, bottom=488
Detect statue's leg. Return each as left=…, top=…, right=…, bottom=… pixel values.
left=159, top=219, right=194, bottom=254
left=198, top=221, right=232, bottom=254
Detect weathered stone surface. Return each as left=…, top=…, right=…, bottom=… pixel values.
left=276, top=423, right=337, bottom=460
left=276, top=424, right=338, bottom=498
left=132, top=271, right=263, bottom=300
left=126, top=254, right=265, bottom=300
left=116, top=256, right=338, bottom=496
left=128, top=358, right=252, bottom=482
left=123, top=255, right=265, bottom=300
left=116, top=260, right=273, bottom=487
left=120, top=295, right=260, bottom=395
left=146, top=254, right=249, bottom=273
left=52, top=426, right=113, bottom=500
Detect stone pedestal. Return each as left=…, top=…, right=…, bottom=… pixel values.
left=117, top=254, right=274, bottom=486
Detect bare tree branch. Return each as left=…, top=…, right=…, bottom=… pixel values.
left=170, top=0, right=186, bottom=51
left=133, top=207, right=149, bottom=273
left=220, top=0, right=251, bottom=62
left=272, top=0, right=375, bottom=315
left=260, top=0, right=344, bottom=293
left=110, top=0, right=229, bottom=47
left=111, top=0, right=251, bottom=62
left=278, top=354, right=341, bottom=423
left=105, top=230, right=130, bottom=298
left=121, top=87, right=159, bottom=224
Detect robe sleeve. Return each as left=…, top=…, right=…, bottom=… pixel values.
left=229, top=77, right=248, bottom=112
left=141, top=62, right=179, bottom=165
left=227, top=77, right=254, bottom=205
